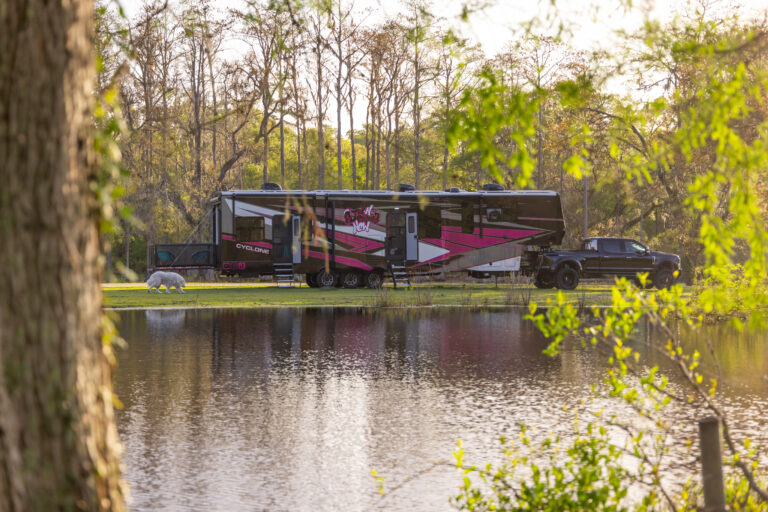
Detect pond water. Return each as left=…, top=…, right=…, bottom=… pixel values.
left=114, top=308, right=768, bottom=511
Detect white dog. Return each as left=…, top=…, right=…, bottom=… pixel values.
left=146, top=271, right=186, bottom=293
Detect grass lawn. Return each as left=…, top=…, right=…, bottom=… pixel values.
left=102, top=281, right=624, bottom=309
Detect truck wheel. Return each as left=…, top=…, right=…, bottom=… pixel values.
left=342, top=271, right=362, bottom=289
left=652, top=269, right=675, bottom=289
left=534, top=272, right=555, bottom=289
left=316, top=269, right=338, bottom=288
left=366, top=271, right=383, bottom=289
left=555, top=266, right=580, bottom=290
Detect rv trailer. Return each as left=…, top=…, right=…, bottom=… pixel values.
left=150, top=185, right=565, bottom=288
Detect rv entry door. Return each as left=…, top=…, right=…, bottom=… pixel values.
left=406, top=212, right=418, bottom=261
left=272, top=215, right=292, bottom=263
left=291, top=215, right=301, bottom=264
left=386, top=211, right=406, bottom=264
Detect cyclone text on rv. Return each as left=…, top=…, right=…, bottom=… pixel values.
left=150, top=184, right=565, bottom=288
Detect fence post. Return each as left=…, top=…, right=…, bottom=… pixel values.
left=698, top=416, right=726, bottom=512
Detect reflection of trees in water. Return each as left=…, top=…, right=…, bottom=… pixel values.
left=640, top=318, right=768, bottom=394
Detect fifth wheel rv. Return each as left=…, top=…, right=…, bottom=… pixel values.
left=150, top=184, right=566, bottom=288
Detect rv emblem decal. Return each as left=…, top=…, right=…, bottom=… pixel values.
left=344, top=205, right=380, bottom=234
left=236, top=243, right=270, bottom=255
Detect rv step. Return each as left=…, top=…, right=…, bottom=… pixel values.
left=388, top=263, right=411, bottom=289
left=273, top=263, right=296, bottom=288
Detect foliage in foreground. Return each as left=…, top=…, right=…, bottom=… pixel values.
left=448, top=4, right=768, bottom=511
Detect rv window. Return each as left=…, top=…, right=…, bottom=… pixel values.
left=461, top=202, right=475, bottom=234
left=408, top=216, right=416, bottom=233
left=419, top=206, right=442, bottom=238
left=235, top=216, right=265, bottom=241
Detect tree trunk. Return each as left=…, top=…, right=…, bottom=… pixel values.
left=0, top=1, right=125, bottom=510
left=297, top=119, right=303, bottom=190
left=394, top=111, right=400, bottom=186
left=537, top=105, right=543, bottom=189
left=279, top=116, right=285, bottom=187
left=302, top=117, right=309, bottom=189
left=375, top=114, right=381, bottom=190
left=262, top=130, right=269, bottom=184
left=364, top=105, right=370, bottom=190
left=349, top=104, right=356, bottom=191
left=336, top=47, right=343, bottom=189
left=316, top=38, right=325, bottom=189
left=442, top=144, right=449, bottom=190
left=413, top=52, right=421, bottom=189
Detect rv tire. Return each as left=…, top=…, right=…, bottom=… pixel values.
left=306, top=273, right=319, bottom=288
left=366, top=271, right=383, bottom=289
left=316, top=269, right=338, bottom=288
left=342, top=271, right=362, bottom=289
left=555, top=266, right=580, bottom=290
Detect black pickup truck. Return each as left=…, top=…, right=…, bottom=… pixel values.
left=530, top=237, right=680, bottom=290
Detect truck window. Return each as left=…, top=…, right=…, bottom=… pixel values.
left=235, top=216, right=265, bottom=241
left=601, top=239, right=624, bottom=253
left=461, top=202, right=475, bottom=234
left=582, top=239, right=598, bottom=251
left=626, top=240, right=647, bottom=253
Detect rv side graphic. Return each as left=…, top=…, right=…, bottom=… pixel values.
left=150, top=187, right=565, bottom=288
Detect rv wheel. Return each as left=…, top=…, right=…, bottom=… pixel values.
left=366, top=271, right=383, bottom=289
left=306, top=273, right=319, bottom=288
left=342, top=271, right=362, bottom=289
left=316, top=269, right=338, bottom=288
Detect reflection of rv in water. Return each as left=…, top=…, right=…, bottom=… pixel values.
left=150, top=184, right=565, bottom=288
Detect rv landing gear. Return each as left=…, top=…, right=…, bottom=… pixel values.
left=365, top=271, right=383, bottom=289
left=315, top=269, right=338, bottom=288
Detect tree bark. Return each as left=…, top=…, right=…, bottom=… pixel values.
left=349, top=97, right=357, bottom=191
left=0, top=1, right=125, bottom=510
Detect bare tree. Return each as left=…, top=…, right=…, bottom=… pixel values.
left=433, top=32, right=478, bottom=189
left=306, top=8, right=331, bottom=189
left=404, top=0, right=434, bottom=189
left=241, top=5, right=287, bottom=185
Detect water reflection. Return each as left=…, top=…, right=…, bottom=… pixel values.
left=114, top=308, right=768, bottom=512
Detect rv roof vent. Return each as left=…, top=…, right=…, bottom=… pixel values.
left=261, top=182, right=282, bottom=191
left=482, top=183, right=505, bottom=191
left=446, top=187, right=461, bottom=193
left=398, top=183, right=416, bottom=192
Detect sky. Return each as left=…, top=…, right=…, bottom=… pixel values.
left=117, top=0, right=768, bottom=57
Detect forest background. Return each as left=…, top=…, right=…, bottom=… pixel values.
left=97, top=0, right=768, bottom=279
